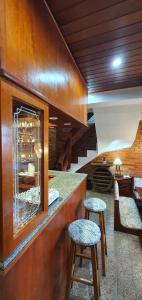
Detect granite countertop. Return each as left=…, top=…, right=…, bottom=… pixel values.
left=1, top=171, right=87, bottom=270
left=47, top=170, right=87, bottom=218
left=49, top=170, right=87, bottom=202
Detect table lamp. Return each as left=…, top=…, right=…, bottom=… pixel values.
left=113, top=158, right=122, bottom=177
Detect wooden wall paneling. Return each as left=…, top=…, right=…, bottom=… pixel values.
left=47, top=0, right=142, bottom=93
left=46, top=0, right=83, bottom=14
left=76, top=41, right=142, bottom=63
left=87, top=70, right=142, bottom=83
left=49, top=104, right=86, bottom=128
left=0, top=270, right=4, bottom=300
left=66, top=12, right=142, bottom=44
left=79, top=51, right=142, bottom=69
left=0, top=80, right=3, bottom=259
left=0, top=79, right=13, bottom=260
left=0, top=0, right=87, bottom=125
left=69, top=22, right=142, bottom=53
left=88, top=78, right=142, bottom=91
left=83, top=60, right=142, bottom=74
left=0, top=0, right=5, bottom=69
left=0, top=80, right=49, bottom=260
left=61, top=0, right=142, bottom=35
left=49, top=0, right=125, bottom=24
left=88, top=79, right=142, bottom=93
left=1, top=179, right=86, bottom=300
left=73, top=32, right=142, bottom=58
left=87, top=77, right=142, bottom=89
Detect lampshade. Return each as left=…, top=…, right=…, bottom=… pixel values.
left=113, top=158, right=122, bottom=166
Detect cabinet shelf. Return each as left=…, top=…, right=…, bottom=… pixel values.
left=18, top=142, right=36, bottom=145
left=17, top=159, right=37, bottom=164
left=0, top=82, right=48, bottom=261
left=18, top=173, right=39, bottom=177
left=13, top=103, right=42, bottom=234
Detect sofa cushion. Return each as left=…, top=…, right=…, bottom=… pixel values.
left=134, top=177, right=142, bottom=188
left=114, top=180, right=119, bottom=200
left=133, top=190, right=141, bottom=200
left=119, top=196, right=142, bottom=229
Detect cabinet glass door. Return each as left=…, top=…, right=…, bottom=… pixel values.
left=13, top=100, right=43, bottom=234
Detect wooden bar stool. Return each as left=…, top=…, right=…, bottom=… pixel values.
left=65, top=219, right=101, bottom=300
left=84, top=198, right=107, bottom=276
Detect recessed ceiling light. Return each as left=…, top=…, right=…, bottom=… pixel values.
left=112, top=57, right=122, bottom=68
left=64, top=122, right=71, bottom=126
left=49, top=116, right=58, bottom=120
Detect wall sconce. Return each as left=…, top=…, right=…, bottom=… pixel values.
left=113, top=158, right=122, bottom=177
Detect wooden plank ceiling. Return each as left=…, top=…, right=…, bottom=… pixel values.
left=47, top=0, right=142, bottom=93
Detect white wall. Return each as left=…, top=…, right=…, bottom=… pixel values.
left=88, top=87, right=142, bottom=154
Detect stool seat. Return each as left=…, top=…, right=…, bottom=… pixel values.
left=68, top=219, right=101, bottom=246
left=84, top=198, right=106, bottom=213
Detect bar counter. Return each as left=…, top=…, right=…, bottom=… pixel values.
left=0, top=171, right=87, bottom=300
left=48, top=170, right=87, bottom=211
left=0, top=171, right=87, bottom=270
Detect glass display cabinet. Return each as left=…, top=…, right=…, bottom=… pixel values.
left=13, top=102, right=42, bottom=233
left=0, top=81, right=48, bottom=261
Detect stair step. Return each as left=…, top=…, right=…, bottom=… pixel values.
left=68, top=163, right=82, bottom=173
left=69, top=150, right=97, bottom=173
left=87, top=150, right=97, bottom=156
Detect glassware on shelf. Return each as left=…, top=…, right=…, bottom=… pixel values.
left=13, top=103, right=42, bottom=234
left=28, top=163, right=35, bottom=176
left=34, top=143, right=42, bottom=159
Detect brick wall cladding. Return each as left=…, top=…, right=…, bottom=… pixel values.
left=94, top=121, right=142, bottom=177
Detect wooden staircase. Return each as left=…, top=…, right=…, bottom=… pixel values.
left=56, top=120, right=97, bottom=172
left=72, top=123, right=97, bottom=164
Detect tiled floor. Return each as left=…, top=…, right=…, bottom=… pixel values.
left=69, top=190, right=142, bottom=300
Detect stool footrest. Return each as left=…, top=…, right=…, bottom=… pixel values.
left=71, top=275, right=93, bottom=286
left=76, top=252, right=91, bottom=260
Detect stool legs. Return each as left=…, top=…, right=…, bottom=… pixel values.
left=79, top=210, right=89, bottom=267
left=102, top=212, right=107, bottom=255
left=85, top=209, right=89, bottom=219
left=91, top=246, right=99, bottom=300
left=65, top=241, right=75, bottom=300
left=79, top=246, right=83, bottom=267
left=66, top=242, right=100, bottom=300
left=71, top=244, right=76, bottom=288
left=95, top=245, right=101, bottom=297
left=85, top=208, right=107, bottom=276
left=99, top=212, right=106, bottom=276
